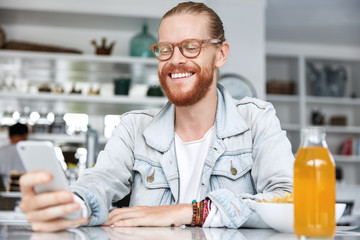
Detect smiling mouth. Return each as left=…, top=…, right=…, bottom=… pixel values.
left=169, top=72, right=195, bottom=79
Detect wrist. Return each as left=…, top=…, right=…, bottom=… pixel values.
left=178, top=204, right=193, bottom=226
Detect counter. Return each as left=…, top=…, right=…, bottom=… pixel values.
left=1, top=225, right=359, bottom=240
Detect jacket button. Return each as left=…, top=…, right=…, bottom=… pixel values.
left=230, top=160, right=237, bottom=175
left=147, top=176, right=154, bottom=182
left=147, top=169, right=155, bottom=183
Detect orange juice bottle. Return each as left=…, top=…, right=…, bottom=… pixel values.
left=294, top=127, right=336, bottom=238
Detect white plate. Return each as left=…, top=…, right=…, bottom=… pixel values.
left=255, top=203, right=346, bottom=233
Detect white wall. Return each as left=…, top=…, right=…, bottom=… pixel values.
left=209, top=0, right=266, bottom=99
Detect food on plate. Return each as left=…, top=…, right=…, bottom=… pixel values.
left=258, top=192, right=293, bottom=203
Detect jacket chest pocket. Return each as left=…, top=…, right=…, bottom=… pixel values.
left=133, top=159, right=169, bottom=189
left=130, top=158, right=171, bottom=206
left=211, top=151, right=255, bottom=194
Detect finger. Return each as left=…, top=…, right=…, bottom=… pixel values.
left=108, top=207, right=135, bottom=217
left=108, top=209, right=144, bottom=224
left=113, top=218, right=141, bottom=227
left=31, top=217, right=87, bottom=232
left=107, top=208, right=129, bottom=223
left=20, top=172, right=52, bottom=196
left=20, top=191, right=74, bottom=212
left=103, top=217, right=115, bottom=226
left=109, top=212, right=141, bottom=225
left=27, top=202, right=81, bottom=222
left=108, top=206, right=144, bottom=220
left=108, top=208, right=123, bottom=220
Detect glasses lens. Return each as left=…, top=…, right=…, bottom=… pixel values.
left=181, top=40, right=201, bottom=58
left=154, top=43, right=173, bottom=60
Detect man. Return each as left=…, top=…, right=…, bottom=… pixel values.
left=19, top=2, right=294, bottom=232
left=0, top=123, right=28, bottom=188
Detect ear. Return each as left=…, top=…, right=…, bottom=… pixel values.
left=215, top=41, right=230, bottom=68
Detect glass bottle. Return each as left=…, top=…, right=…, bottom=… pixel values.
left=130, top=24, right=156, bottom=58
left=294, top=127, right=336, bottom=238
left=50, top=112, right=66, bottom=134
left=32, top=109, right=51, bottom=133
left=0, top=107, right=16, bottom=127
left=18, top=106, right=31, bottom=125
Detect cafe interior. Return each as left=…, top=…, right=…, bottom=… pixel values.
left=0, top=0, right=360, bottom=239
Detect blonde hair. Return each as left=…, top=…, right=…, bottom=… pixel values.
left=162, top=1, right=226, bottom=42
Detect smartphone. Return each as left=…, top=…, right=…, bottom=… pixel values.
left=16, top=140, right=82, bottom=220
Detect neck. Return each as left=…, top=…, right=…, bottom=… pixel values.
left=174, top=84, right=218, bottom=142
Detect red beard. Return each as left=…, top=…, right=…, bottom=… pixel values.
left=159, top=60, right=215, bottom=107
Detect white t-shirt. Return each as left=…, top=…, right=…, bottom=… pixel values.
left=175, top=127, right=214, bottom=204
left=175, top=127, right=223, bottom=227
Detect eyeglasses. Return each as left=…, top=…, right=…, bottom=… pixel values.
left=149, top=38, right=222, bottom=61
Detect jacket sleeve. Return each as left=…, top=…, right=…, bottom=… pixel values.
left=70, top=114, right=136, bottom=226
left=207, top=101, right=294, bottom=228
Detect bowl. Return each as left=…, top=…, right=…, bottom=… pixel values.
left=255, top=203, right=346, bottom=233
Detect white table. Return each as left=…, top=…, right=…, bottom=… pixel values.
left=1, top=224, right=359, bottom=240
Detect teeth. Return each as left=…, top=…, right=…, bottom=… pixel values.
left=171, top=72, right=193, bottom=79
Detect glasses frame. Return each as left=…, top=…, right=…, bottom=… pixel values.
left=149, top=38, right=222, bottom=61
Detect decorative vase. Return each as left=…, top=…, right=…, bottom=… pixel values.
left=130, top=24, right=156, bottom=58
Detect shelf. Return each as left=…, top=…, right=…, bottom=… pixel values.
left=30, top=133, right=108, bottom=144
left=267, top=42, right=360, bottom=62
left=0, top=132, right=108, bottom=144
left=306, top=96, right=360, bottom=106
left=0, top=92, right=168, bottom=105
left=0, top=50, right=158, bottom=66
left=307, top=125, right=360, bottom=134
left=266, top=94, right=299, bottom=103
left=278, top=124, right=360, bottom=134
left=333, top=155, right=360, bottom=163
left=281, top=123, right=300, bottom=131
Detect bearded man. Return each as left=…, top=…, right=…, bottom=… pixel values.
left=19, top=1, right=294, bottom=232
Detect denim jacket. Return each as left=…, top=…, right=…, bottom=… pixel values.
left=71, top=84, right=294, bottom=228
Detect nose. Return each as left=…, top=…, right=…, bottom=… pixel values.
left=169, top=46, right=186, bottom=65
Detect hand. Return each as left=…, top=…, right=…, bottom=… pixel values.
left=104, top=204, right=192, bottom=227
left=19, top=171, right=88, bottom=232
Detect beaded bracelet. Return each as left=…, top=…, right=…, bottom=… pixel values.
left=190, top=200, right=198, bottom=227
left=199, top=200, right=204, bottom=226
left=202, top=198, right=211, bottom=225
left=190, top=199, right=211, bottom=227
left=195, top=201, right=201, bottom=226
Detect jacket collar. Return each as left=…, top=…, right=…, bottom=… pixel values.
left=143, top=102, right=175, bottom=152
left=143, top=84, right=249, bottom=152
left=215, top=84, right=249, bottom=139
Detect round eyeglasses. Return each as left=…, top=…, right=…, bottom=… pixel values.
left=149, top=38, right=222, bottom=61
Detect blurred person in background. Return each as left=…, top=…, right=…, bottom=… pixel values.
left=0, top=122, right=28, bottom=188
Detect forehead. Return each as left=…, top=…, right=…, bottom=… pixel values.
left=158, top=13, right=210, bottom=42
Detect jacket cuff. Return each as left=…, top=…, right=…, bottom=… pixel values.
left=70, top=185, right=108, bottom=226
left=207, top=189, right=253, bottom=228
